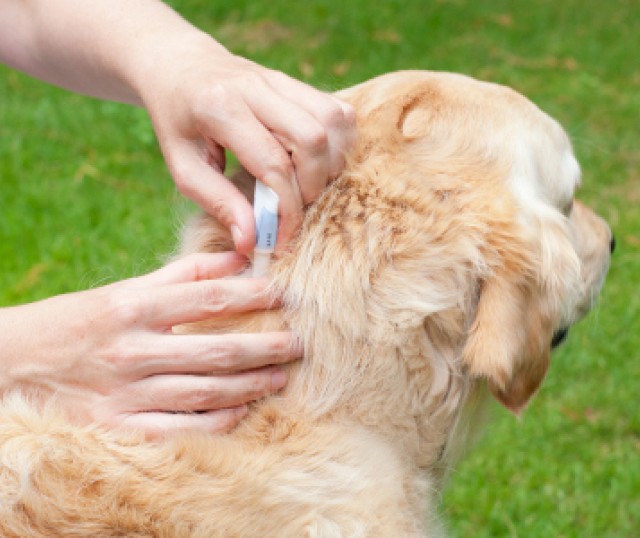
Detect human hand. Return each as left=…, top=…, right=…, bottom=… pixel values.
left=137, top=37, right=356, bottom=254
left=0, top=252, right=300, bottom=438
left=1, top=1, right=355, bottom=252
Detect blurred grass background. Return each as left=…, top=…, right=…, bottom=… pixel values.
left=1, top=0, right=638, bottom=535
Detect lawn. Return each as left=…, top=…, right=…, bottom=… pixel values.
left=1, top=0, right=638, bottom=536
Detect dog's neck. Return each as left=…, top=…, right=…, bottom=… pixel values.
left=252, top=299, right=477, bottom=478
left=248, top=170, right=495, bottom=475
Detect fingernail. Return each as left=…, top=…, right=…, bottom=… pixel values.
left=271, top=370, right=288, bottom=391
left=231, top=225, right=243, bottom=247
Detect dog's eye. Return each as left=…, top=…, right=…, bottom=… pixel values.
left=562, top=199, right=574, bottom=216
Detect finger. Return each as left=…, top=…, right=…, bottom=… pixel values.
left=265, top=71, right=357, bottom=185
left=118, top=406, right=249, bottom=439
left=241, top=86, right=330, bottom=203
left=142, top=252, right=248, bottom=287
left=326, top=95, right=357, bottom=174
left=140, top=277, right=276, bottom=327
left=165, top=139, right=257, bottom=254
left=128, top=331, right=301, bottom=378
left=192, top=85, right=305, bottom=252
left=118, top=368, right=288, bottom=414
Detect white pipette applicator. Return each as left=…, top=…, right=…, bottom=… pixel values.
left=252, top=180, right=279, bottom=277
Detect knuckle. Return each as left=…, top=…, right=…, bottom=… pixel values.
left=192, top=83, right=244, bottom=135
left=199, top=72, right=261, bottom=114
left=235, top=71, right=265, bottom=91
left=105, top=289, right=146, bottom=328
left=247, top=374, right=271, bottom=396
left=320, top=102, right=347, bottom=128
left=316, top=100, right=356, bottom=135
left=298, top=124, right=328, bottom=155
left=204, top=197, right=233, bottom=224
left=268, top=333, right=290, bottom=355
left=187, top=387, right=220, bottom=410
left=211, top=341, right=242, bottom=370
left=264, top=152, right=294, bottom=183
left=176, top=252, right=202, bottom=271
left=199, top=282, right=230, bottom=313
left=340, top=102, right=357, bottom=127
left=199, top=83, right=236, bottom=113
left=101, top=338, right=146, bottom=371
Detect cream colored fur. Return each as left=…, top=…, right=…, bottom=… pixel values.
left=0, top=71, right=611, bottom=537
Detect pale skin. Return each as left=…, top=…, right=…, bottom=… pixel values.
left=0, top=0, right=356, bottom=436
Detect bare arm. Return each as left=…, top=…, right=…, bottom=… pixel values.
left=0, top=0, right=184, bottom=104
left=0, top=0, right=356, bottom=252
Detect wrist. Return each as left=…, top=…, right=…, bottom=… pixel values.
left=127, top=27, right=229, bottom=110
left=0, top=295, right=93, bottom=394
left=0, top=304, right=44, bottom=392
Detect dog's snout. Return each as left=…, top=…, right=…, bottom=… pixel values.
left=610, top=234, right=616, bottom=254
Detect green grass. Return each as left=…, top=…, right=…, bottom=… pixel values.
left=1, top=0, right=638, bottom=535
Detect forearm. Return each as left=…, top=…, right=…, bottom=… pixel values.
left=0, top=297, right=93, bottom=395
left=0, top=0, right=223, bottom=105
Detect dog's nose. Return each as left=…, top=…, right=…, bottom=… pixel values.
left=551, top=327, right=569, bottom=349
left=610, top=234, right=616, bottom=254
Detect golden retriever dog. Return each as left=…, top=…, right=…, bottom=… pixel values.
left=0, top=71, right=612, bottom=536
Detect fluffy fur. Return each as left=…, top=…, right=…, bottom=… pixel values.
left=0, top=71, right=611, bottom=536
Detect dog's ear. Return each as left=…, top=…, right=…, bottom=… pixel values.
left=462, top=267, right=553, bottom=414
left=462, top=215, right=580, bottom=414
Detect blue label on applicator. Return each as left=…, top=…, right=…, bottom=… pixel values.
left=256, top=207, right=278, bottom=250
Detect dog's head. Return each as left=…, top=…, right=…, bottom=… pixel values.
left=326, top=71, right=612, bottom=414
left=179, top=71, right=612, bottom=421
